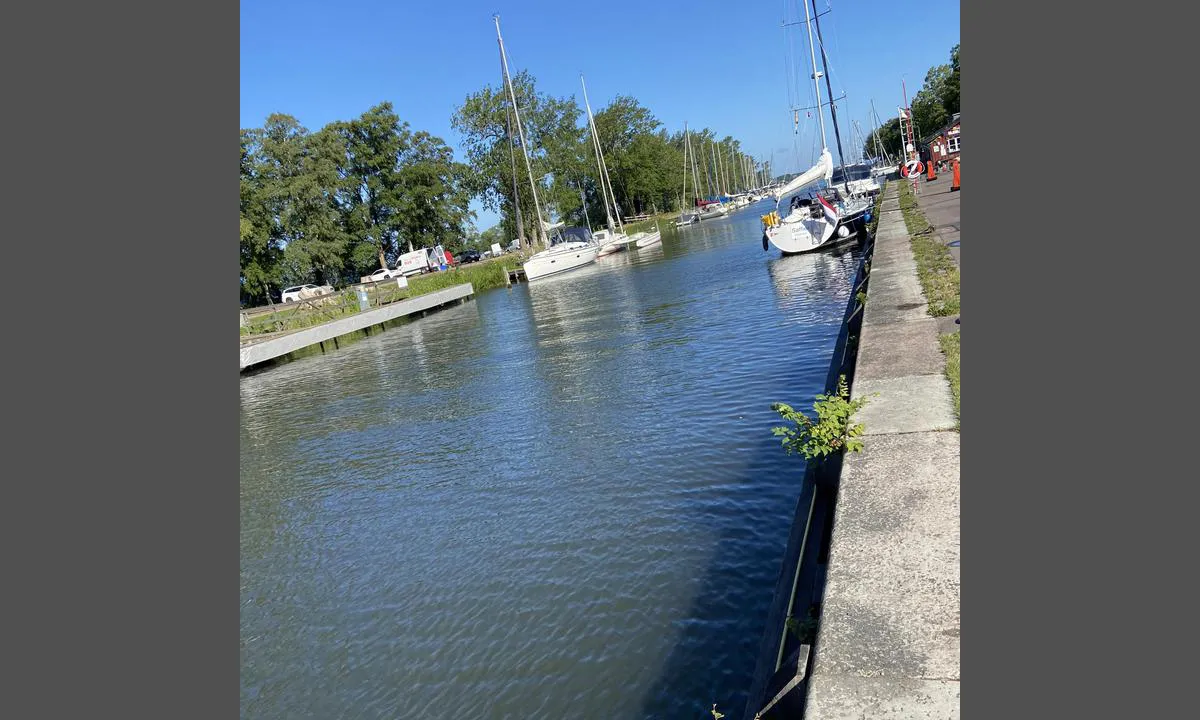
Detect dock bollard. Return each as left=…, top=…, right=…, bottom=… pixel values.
left=950, top=159, right=960, bottom=192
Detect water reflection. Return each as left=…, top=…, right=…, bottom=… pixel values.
left=241, top=204, right=863, bottom=719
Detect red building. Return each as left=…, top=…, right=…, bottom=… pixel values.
left=921, top=113, right=961, bottom=167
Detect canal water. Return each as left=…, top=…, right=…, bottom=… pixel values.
left=240, top=206, right=864, bottom=719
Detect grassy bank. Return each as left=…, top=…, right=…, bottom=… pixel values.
left=897, top=181, right=959, bottom=317
left=621, top=210, right=676, bottom=234
left=939, top=331, right=960, bottom=426
left=867, top=191, right=884, bottom=236
left=892, top=180, right=961, bottom=429
left=240, top=253, right=527, bottom=338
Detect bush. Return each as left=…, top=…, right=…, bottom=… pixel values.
left=771, top=376, right=870, bottom=460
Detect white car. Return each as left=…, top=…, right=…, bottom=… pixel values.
left=366, top=268, right=399, bottom=282
left=281, top=284, right=334, bottom=302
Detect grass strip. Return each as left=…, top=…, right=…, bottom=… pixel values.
left=897, top=181, right=959, bottom=317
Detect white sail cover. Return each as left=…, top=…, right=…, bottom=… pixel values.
left=771, top=148, right=834, bottom=201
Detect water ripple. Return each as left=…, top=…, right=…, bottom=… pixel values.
left=241, top=208, right=862, bottom=719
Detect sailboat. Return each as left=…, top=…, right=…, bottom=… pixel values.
left=632, top=222, right=662, bottom=248
left=579, top=75, right=638, bottom=259
left=761, top=0, right=871, bottom=255
left=495, top=18, right=599, bottom=281
left=676, top=124, right=701, bottom=227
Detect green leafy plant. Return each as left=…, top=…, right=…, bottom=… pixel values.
left=785, top=615, right=817, bottom=644
left=771, top=376, right=870, bottom=460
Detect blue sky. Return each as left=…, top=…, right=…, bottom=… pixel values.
left=241, top=0, right=959, bottom=230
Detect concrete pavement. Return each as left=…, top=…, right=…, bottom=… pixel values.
left=802, top=182, right=961, bottom=719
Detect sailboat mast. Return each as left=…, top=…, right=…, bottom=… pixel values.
left=800, top=2, right=827, bottom=151
left=580, top=76, right=623, bottom=234
left=869, top=98, right=889, bottom=164
left=689, top=130, right=701, bottom=206
left=495, top=16, right=548, bottom=248
left=726, top=141, right=735, bottom=192
left=809, top=0, right=850, bottom=193
left=709, top=141, right=719, bottom=198
left=500, top=50, right=525, bottom=247
left=680, top=122, right=690, bottom=211
left=580, top=187, right=591, bottom=232
left=717, top=141, right=726, bottom=195
left=580, top=75, right=616, bottom=232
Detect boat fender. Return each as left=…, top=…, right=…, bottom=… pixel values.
left=762, top=233, right=769, bottom=251
left=837, top=225, right=850, bottom=238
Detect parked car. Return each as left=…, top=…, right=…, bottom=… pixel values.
left=459, top=249, right=482, bottom=264
left=281, top=284, right=334, bottom=303
left=367, top=268, right=398, bottom=282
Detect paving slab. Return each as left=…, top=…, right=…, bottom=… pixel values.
left=805, top=676, right=960, bottom=720
left=852, top=375, right=957, bottom=435
left=856, top=318, right=949, bottom=380
left=815, top=431, right=960, bottom=680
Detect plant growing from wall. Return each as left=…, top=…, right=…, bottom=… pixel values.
left=771, top=376, right=869, bottom=460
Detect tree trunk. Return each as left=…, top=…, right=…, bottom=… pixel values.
left=378, top=248, right=388, bottom=270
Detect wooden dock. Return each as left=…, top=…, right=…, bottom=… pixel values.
left=505, top=266, right=527, bottom=284
left=239, top=283, right=474, bottom=371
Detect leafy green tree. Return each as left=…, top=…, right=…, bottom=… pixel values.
left=863, top=117, right=902, bottom=161
left=911, top=64, right=951, bottom=138
left=240, top=129, right=280, bottom=304
left=479, top=223, right=505, bottom=250
left=452, top=70, right=583, bottom=247
left=392, top=130, right=474, bottom=256
left=591, top=95, right=662, bottom=214
left=242, top=114, right=348, bottom=295
left=277, top=125, right=350, bottom=286
left=943, top=44, right=960, bottom=117
left=861, top=44, right=959, bottom=160
left=332, top=103, right=412, bottom=275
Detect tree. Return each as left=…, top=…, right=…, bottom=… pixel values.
left=942, top=44, right=960, bottom=117
left=240, top=129, right=280, bottom=305
left=332, top=103, right=412, bottom=275
left=479, top=223, right=505, bottom=250
left=277, top=125, right=350, bottom=286
left=863, top=117, right=902, bottom=162
left=392, top=130, right=474, bottom=256
left=452, top=71, right=583, bottom=247
left=591, top=96, right=673, bottom=215
left=911, top=64, right=952, bottom=139
left=242, top=114, right=348, bottom=296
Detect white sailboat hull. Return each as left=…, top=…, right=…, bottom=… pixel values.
left=594, top=230, right=638, bottom=257
left=633, top=229, right=662, bottom=248
left=766, top=202, right=867, bottom=255
left=766, top=214, right=839, bottom=254
left=523, top=242, right=599, bottom=280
